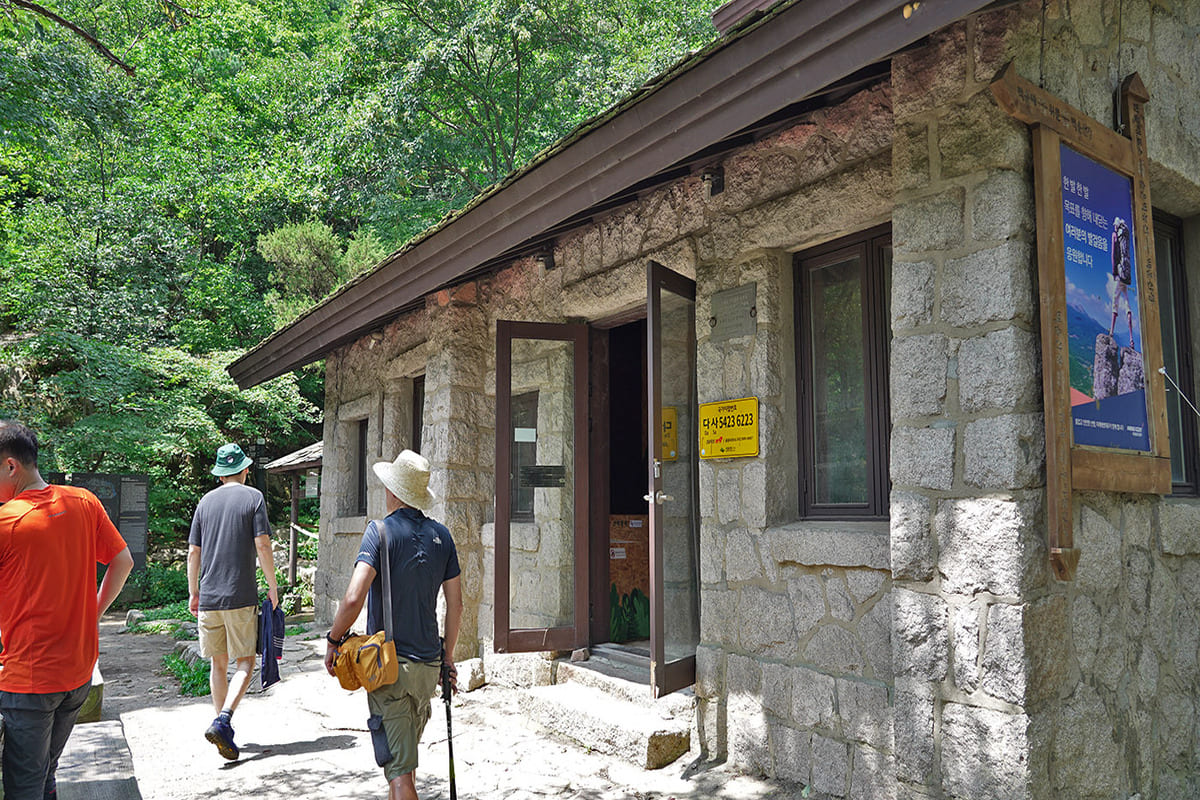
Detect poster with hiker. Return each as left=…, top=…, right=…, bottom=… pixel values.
left=1060, top=143, right=1151, bottom=452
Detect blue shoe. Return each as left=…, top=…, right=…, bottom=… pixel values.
left=204, top=717, right=239, bottom=760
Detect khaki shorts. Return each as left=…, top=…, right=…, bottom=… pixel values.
left=366, top=659, right=441, bottom=780
left=198, top=606, right=258, bottom=660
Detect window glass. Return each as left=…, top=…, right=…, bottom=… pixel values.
left=412, top=375, right=425, bottom=455
left=356, top=419, right=369, bottom=515
left=809, top=255, right=868, bottom=505
left=1155, top=217, right=1197, bottom=494
left=795, top=225, right=891, bottom=518
left=510, top=390, right=539, bottom=521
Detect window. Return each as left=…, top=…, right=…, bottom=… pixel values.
left=795, top=225, right=891, bottom=518
left=509, top=391, right=539, bottom=522
left=1155, top=213, right=1198, bottom=495
left=355, top=418, right=369, bottom=515
left=412, top=374, right=426, bottom=455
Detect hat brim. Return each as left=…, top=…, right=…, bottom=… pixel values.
left=212, top=455, right=255, bottom=477
left=372, top=461, right=436, bottom=511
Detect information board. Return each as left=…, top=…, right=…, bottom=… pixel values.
left=698, top=397, right=759, bottom=459
left=48, top=472, right=150, bottom=571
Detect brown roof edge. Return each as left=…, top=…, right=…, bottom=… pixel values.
left=712, top=0, right=784, bottom=34
left=229, top=0, right=994, bottom=390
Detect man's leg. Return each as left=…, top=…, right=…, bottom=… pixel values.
left=388, top=772, right=419, bottom=800
left=221, top=656, right=256, bottom=714
left=208, top=652, right=230, bottom=714
left=1, top=690, right=58, bottom=800
left=40, top=682, right=90, bottom=799
left=1128, top=311, right=1135, bottom=349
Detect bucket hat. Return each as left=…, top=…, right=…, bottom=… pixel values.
left=372, top=450, right=435, bottom=511
left=212, top=443, right=255, bottom=477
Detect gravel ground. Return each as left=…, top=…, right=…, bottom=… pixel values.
left=92, top=615, right=805, bottom=800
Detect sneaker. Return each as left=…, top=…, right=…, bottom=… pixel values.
left=204, top=717, right=239, bottom=760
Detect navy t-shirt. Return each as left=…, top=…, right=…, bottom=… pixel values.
left=356, top=507, right=460, bottom=663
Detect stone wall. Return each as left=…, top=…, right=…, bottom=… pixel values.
left=890, top=1, right=1200, bottom=798
left=687, top=93, right=896, bottom=798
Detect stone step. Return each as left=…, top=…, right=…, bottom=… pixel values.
left=556, top=655, right=694, bottom=718
left=524, top=683, right=690, bottom=770
left=56, top=720, right=143, bottom=800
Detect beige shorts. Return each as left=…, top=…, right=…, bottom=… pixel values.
left=198, top=606, right=258, bottom=660
left=366, top=659, right=441, bottom=781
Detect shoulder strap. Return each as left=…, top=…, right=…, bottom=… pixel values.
left=376, top=519, right=394, bottom=641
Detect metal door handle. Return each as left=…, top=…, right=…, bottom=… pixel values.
left=643, top=491, right=674, bottom=505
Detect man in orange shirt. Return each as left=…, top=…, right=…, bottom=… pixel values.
left=0, top=421, right=133, bottom=800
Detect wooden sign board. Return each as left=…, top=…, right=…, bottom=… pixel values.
left=992, top=64, right=1171, bottom=581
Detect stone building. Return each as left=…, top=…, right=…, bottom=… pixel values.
left=230, top=0, right=1200, bottom=796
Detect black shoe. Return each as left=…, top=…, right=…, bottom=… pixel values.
left=204, top=716, right=239, bottom=760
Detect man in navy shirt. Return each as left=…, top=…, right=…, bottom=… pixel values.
left=324, top=449, right=463, bottom=800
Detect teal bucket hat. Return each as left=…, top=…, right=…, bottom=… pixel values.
left=212, top=443, right=255, bottom=476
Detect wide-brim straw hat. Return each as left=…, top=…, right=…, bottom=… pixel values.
left=372, top=449, right=436, bottom=511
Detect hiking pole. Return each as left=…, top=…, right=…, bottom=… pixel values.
left=440, top=662, right=457, bottom=800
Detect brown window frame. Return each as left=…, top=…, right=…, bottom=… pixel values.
left=1155, top=211, right=1198, bottom=496
left=794, top=224, right=892, bottom=519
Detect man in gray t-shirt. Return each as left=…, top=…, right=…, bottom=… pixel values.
left=187, top=443, right=278, bottom=761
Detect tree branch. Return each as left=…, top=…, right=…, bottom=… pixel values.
left=9, top=0, right=136, bottom=76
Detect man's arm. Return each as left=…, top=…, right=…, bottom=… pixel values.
left=441, top=575, right=464, bottom=688
left=255, top=533, right=279, bottom=610
left=97, top=547, right=134, bottom=621
left=323, top=561, right=377, bottom=675
left=187, top=544, right=201, bottom=616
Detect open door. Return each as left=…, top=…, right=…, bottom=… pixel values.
left=494, top=320, right=590, bottom=653
left=646, top=262, right=701, bottom=697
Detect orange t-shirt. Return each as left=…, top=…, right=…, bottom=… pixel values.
left=0, top=485, right=127, bottom=693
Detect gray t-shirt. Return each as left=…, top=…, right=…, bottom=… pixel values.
left=188, top=482, right=271, bottom=610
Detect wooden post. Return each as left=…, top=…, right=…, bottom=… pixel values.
left=289, top=472, right=299, bottom=587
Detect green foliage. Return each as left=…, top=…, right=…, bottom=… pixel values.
left=257, top=565, right=314, bottom=615
left=141, top=599, right=193, bottom=620
left=296, top=536, right=318, bottom=561
left=0, top=0, right=717, bottom=548
left=162, top=652, right=211, bottom=696
left=257, top=220, right=378, bottom=326
left=130, top=563, right=191, bottom=608
left=609, top=585, right=649, bottom=643
left=128, top=619, right=196, bottom=639
left=0, top=334, right=318, bottom=550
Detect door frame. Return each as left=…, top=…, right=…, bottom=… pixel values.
left=493, top=319, right=591, bottom=653
left=646, top=261, right=700, bottom=697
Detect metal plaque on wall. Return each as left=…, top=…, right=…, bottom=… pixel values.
left=709, top=282, right=757, bottom=343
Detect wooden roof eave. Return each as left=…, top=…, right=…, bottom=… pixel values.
left=229, top=0, right=993, bottom=389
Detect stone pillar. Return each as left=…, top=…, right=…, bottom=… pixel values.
left=890, top=8, right=1059, bottom=798
left=423, top=282, right=491, bottom=661
left=694, top=250, right=798, bottom=764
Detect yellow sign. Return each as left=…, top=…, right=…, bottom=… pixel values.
left=699, top=397, right=759, bottom=459
left=661, top=407, right=678, bottom=461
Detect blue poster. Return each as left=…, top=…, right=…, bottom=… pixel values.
left=1061, top=144, right=1149, bottom=451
